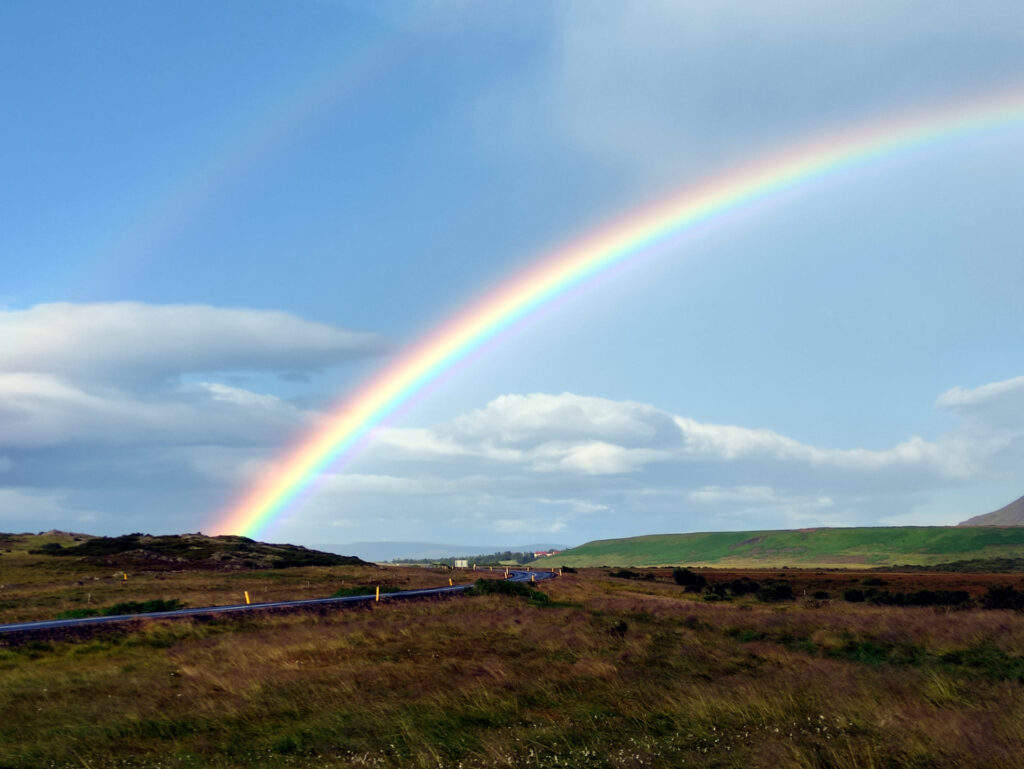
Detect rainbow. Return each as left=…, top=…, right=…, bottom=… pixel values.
left=212, top=87, right=1024, bottom=538
left=76, top=27, right=417, bottom=299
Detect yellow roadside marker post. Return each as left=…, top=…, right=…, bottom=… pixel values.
left=122, top=572, right=128, bottom=581
left=449, top=578, right=453, bottom=586
left=244, top=591, right=251, bottom=605
left=375, top=586, right=380, bottom=602
left=531, top=574, right=535, bottom=583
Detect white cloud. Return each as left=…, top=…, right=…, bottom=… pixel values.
left=676, top=414, right=974, bottom=476
left=382, top=392, right=968, bottom=478
left=530, top=441, right=672, bottom=475
left=270, top=388, right=1001, bottom=542
left=493, top=517, right=567, bottom=535
left=533, top=497, right=609, bottom=514
left=374, top=427, right=513, bottom=461
left=447, top=392, right=679, bottom=447
left=688, top=486, right=778, bottom=504
left=0, top=302, right=385, bottom=384
left=937, top=375, right=1024, bottom=427
left=687, top=485, right=837, bottom=524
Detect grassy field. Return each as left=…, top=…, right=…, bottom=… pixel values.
left=0, top=532, right=454, bottom=626
left=4, top=535, right=1024, bottom=768
left=538, top=526, right=1024, bottom=568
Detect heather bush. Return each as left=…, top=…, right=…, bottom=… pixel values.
left=756, top=581, right=794, bottom=602
left=980, top=584, right=1024, bottom=611
left=467, top=578, right=550, bottom=605
left=672, top=567, right=707, bottom=591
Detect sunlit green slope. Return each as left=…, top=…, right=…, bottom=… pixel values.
left=539, top=527, right=1024, bottom=568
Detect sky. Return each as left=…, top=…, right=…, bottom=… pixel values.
left=2, top=1, right=1023, bottom=551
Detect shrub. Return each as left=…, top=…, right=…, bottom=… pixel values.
left=29, top=542, right=65, bottom=555
left=844, top=589, right=866, bottom=603
left=56, top=608, right=100, bottom=619
left=905, top=590, right=971, bottom=607
left=608, top=620, right=629, bottom=638
left=756, top=581, right=794, bottom=602
left=672, top=568, right=707, bottom=591
left=726, top=578, right=761, bottom=596
left=331, top=585, right=399, bottom=598
left=102, top=599, right=185, bottom=616
left=608, top=569, right=655, bottom=581
left=981, top=585, right=1024, bottom=611
left=467, top=578, right=550, bottom=605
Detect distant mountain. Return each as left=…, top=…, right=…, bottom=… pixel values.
left=321, top=541, right=568, bottom=562
left=959, top=495, right=1024, bottom=526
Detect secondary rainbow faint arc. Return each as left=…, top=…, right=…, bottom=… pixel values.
left=212, top=87, right=1024, bottom=538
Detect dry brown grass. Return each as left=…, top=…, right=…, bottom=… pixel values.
left=0, top=534, right=458, bottom=624
left=3, top=563, right=1024, bottom=768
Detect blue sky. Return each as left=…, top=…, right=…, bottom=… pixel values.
left=2, top=1, right=1023, bottom=550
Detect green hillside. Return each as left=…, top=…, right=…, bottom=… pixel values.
left=538, top=526, right=1024, bottom=568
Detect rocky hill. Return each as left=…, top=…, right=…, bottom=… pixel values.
left=18, top=531, right=366, bottom=570
left=960, top=495, right=1024, bottom=526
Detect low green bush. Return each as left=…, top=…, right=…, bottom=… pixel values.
left=55, top=608, right=100, bottom=619
left=53, top=599, right=186, bottom=621
left=467, top=578, right=550, bottom=605
left=331, top=585, right=400, bottom=598
left=755, top=581, right=794, bottom=602
left=102, top=599, right=186, bottom=615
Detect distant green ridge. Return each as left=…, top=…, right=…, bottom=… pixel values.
left=537, top=527, right=1024, bottom=568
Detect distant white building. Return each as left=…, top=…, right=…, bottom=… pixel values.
left=454, top=559, right=469, bottom=568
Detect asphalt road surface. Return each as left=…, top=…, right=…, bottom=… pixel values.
left=0, top=568, right=557, bottom=636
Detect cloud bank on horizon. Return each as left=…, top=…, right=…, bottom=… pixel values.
left=1, top=301, right=1021, bottom=542
left=1, top=2, right=1022, bottom=545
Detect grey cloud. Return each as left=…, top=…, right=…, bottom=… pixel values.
left=0, top=374, right=309, bottom=449
left=488, top=1, right=1024, bottom=187
left=6, top=372, right=1018, bottom=543
left=0, top=302, right=387, bottom=384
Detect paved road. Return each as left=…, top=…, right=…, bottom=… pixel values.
left=0, top=568, right=557, bottom=636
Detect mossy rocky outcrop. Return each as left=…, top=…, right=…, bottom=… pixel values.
left=27, top=532, right=365, bottom=570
